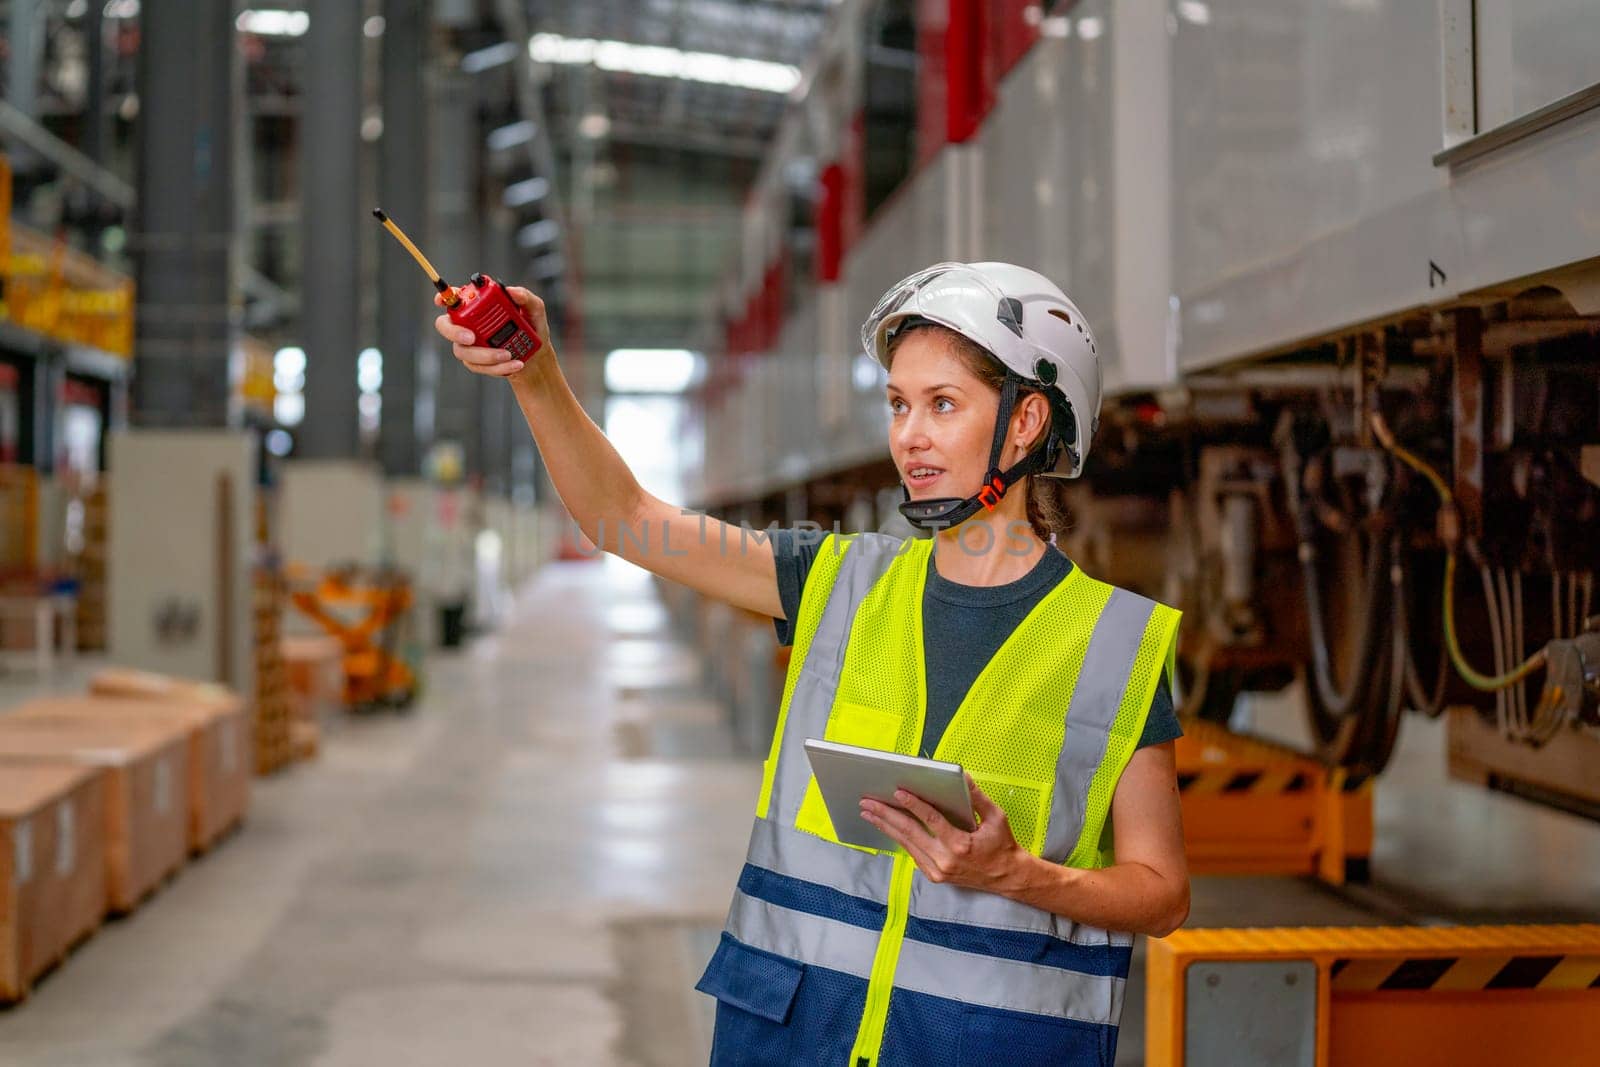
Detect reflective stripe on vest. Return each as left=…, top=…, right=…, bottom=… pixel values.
left=723, top=889, right=1128, bottom=1026
left=745, top=812, right=893, bottom=903
left=723, top=533, right=1179, bottom=1064
left=1047, top=586, right=1158, bottom=865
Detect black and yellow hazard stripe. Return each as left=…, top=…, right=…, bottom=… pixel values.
left=1176, top=769, right=1311, bottom=793
left=1330, top=955, right=1600, bottom=992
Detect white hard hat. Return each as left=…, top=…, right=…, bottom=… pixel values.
left=862, top=261, right=1102, bottom=479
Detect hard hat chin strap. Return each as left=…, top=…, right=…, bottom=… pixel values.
left=898, top=375, right=1054, bottom=531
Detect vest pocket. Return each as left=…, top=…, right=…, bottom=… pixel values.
left=697, top=933, right=803, bottom=1064
left=825, top=701, right=904, bottom=751
left=968, top=770, right=1050, bottom=856
left=957, top=1005, right=1113, bottom=1067
left=794, top=702, right=905, bottom=845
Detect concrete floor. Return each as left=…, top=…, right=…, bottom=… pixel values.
left=0, top=557, right=1596, bottom=1065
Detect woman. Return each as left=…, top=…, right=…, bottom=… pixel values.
left=437, top=262, right=1188, bottom=1067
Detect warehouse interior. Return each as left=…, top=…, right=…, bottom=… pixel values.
left=0, top=1, right=1599, bottom=1065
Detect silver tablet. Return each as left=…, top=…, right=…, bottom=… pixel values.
left=802, top=738, right=975, bottom=852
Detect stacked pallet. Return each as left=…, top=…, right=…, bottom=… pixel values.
left=0, top=761, right=108, bottom=1002
left=72, top=484, right=108, bottom=651
left=253, top=567, right=294, bottom=774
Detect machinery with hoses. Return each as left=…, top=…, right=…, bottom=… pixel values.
left=1144, top=323, right=1600, bottom=811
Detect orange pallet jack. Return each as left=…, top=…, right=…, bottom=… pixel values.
left=288, top=566, right=419, bottom=712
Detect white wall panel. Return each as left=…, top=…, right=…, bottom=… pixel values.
left=1476, top=0, right=1600, bottom=130
left=777, top=298, right=819, bottom=482
left=1171, top=0, right=1459, bottom=370
left=1447, top=103, right=1600, bottom=296
left=843, top=157, right=951, bottom=344
left=108, top=431, right=256, bottom=695
left=279, top=459, right=385, bottom=570
left=1110, top=0, right=1173, bottom=391
left=384, top=477, right=438, bottom=649
left=980, top=5, right=1123, bottom=383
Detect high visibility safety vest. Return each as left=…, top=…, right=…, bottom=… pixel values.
left=696, top=534, right=1182, bottom=1067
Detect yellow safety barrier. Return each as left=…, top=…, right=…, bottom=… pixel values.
left=1175, top=719, right=1373, bottom=885
left=1148, top=924, right=1600, bottom=1066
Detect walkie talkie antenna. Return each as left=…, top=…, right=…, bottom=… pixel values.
left=372, top=207, right=459, bottom=307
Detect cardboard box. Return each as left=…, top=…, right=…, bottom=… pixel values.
left=0, top=719, right=188, bottom=913
left=282, top=635, right=344, bottom=720
left=89, top=667, right=243, bottom=715
left=0, top=761, right=108, bottom=1001
left=12, top=695, right=249, bottom=853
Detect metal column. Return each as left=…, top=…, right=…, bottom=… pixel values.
left=298, top=0, right=363, bottom=458
left=6, top=0, right=43, bottom=169
left=83, top=0, right=108, bottom=165
left=131, top=0, right=235, bottom=427
left=428, top=69, right=483, bottom=483
left=377, top=0, right=429, bottom=477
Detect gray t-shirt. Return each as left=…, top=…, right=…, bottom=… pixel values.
left=771, top=530, right=1182, bottom=757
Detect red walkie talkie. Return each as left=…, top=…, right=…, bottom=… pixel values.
left=373, top=208, right=543, bottom=361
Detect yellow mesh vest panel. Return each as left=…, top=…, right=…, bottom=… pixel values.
left=755, top=534, right=852, bottom=820
left=931, top=567, right=1113, bottom=857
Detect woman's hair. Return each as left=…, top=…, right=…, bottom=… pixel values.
left=885, top=322, right=1073, bottom=543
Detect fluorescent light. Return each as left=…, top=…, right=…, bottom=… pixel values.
left=487, top=120, right=537, bottom=151
left=363, top=15, right=385, bottom=37
left=1075, top=17, right=1104, bottom=40
left=237, top=9, right=310, bottom=37
left=528, top=33, right=801, bottom=95
left=273, top=346, right=306, bottom=391
left=529, top=35, right=598, bottom=65
left=274, top=392, right=305, bottom=427
left=463, top=41, right=519, bottom=73
left=578, top=112, right=611, bottom=140
left=605, top=349, right=704, bottom=394
left=358, top=348, right=383, bottom=393
left=1176, top=1, right=1211, bottom=26
left=503, top=177, right=550, bottom=207
left=516, top=219, right=561, bottom=249
left=104, top=0, right=139, bottom=18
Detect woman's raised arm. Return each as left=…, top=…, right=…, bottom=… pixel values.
left=436, top=285, right=785, bottom=621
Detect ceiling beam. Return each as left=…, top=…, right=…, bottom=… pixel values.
left=600, top=119, right=771, bottom=159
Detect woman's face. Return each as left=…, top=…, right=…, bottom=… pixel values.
left=885, top=331, right=1002, bottom=502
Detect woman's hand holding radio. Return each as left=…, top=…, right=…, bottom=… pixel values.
left=433, top=285, right=550, bottom=380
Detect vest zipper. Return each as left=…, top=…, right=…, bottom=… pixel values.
left=847, top=851, right=915, bottom=1066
